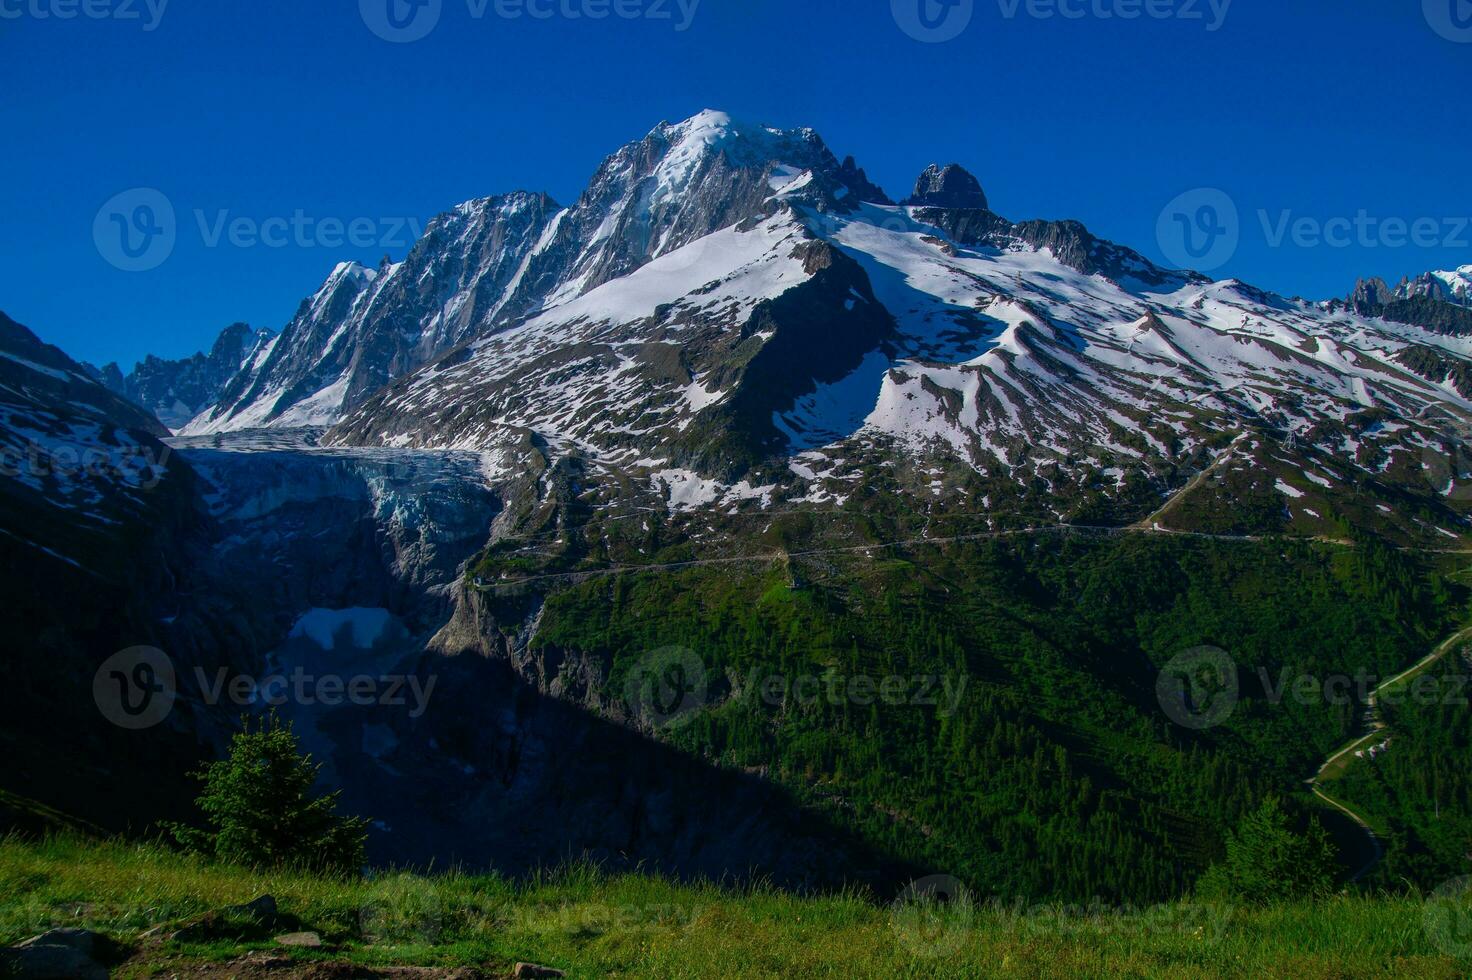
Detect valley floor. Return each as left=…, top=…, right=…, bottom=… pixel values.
left=2, top=837, right=1469, bottom=979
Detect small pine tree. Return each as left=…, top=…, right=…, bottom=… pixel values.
left=1197, top=796, right=1339, bottom=904
left=169, top=715, right=368, bottom=875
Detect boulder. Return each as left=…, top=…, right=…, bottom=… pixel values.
left=17, top=928, right=103, bottom=957
left=1, top=942, right=107, bottom=980
left=228, top=894, right=279, bottom=922
left=169, top=894, right=282, bottom=942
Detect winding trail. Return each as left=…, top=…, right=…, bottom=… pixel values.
left=1130, top=432, right=1253, bottom=531
left=1308, top=625, right=1472, bottom=881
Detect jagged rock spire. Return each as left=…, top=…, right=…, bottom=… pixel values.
left=905, top=164, right=988, bottom=210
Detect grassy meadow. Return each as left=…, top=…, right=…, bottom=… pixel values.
left=2, top=836, right=1471, bottom=978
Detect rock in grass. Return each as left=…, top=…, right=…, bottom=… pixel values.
left=274, top=931, right=323, bottom=948
left=169, top=894, right=282, bottom=941
left=227, top=895, right=279, bottom=922
left=512, top=964, right=566, bottom=979
left=17, top=928, right=103, bottom=957
left=0, top=943, right=107, bottom=980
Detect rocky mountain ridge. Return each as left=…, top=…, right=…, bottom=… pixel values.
left=181, top=111, right=889, bottom=435
left=88, top=322, right=275, bottom=430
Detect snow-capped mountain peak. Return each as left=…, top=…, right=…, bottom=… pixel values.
left=182, top=191, right=564, bottom=434
left=181, top=111, right=892, bottom=435
left=164, top=113, right=1472, bottom=543
left=1418, top=265, right=1472, bottom=304
left=1350, top=265, right=1472, bottom=310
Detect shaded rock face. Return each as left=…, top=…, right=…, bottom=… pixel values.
left=1399, top=269, right=1472, bottom=306
left=176, top=441, right=503, bottom=635
left=1349, top=277, right=1394, bottom=309
left=0, top=312, right=170, bottom=439
left=905, top=163, right=988, bottom=210
left=688, top=240, right=901, bottom=472
left=838, top=154, right=893, bottom=206
left=910, top=205, right=1181, bottom=285
left=0, top=311, right=231, bottom=834
left=190, top=192, right=564, bottom=434
left=315, top=650, right=910, bottom=892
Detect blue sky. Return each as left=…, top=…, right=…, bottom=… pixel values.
left=2, top=0, right=1469, bottom=368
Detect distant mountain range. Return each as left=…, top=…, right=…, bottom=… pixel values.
left=85, top=322, right=275, bottom=430
left=66, top=109, right=1461, bottom=549
left=1350, top=266, right=1472, bottom=309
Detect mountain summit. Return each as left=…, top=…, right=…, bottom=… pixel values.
left=904, top=163, right=988, bottom=209
left=181, top=111, right=889, bottom=434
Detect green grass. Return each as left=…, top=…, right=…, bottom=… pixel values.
left=3, top=836, right=1471, bottom=978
